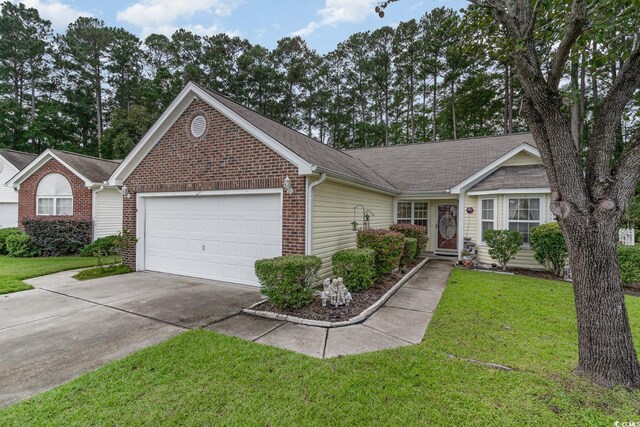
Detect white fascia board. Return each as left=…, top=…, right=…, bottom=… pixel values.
left=8, top=150, right=94, bottom=188
left=449, top=143, right=541, bottom=194
left=109, top=85, right=195, bottom=185
left=109, top=82, right=314, bottom=185
left=468, top=188, right=551, bottom=196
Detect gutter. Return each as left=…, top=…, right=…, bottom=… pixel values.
left=305, top=173, right=327, bottom=255
left=312, top=166, right=398, bottom=196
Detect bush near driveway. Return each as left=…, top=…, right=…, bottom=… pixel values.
left=255, top=255, right=322, bottom=309
left=530, top=222, right=568, bottom=276
left=5, top=232, right=39, bottom=258
left=356, top=228, right=405, bottom=277
left=80, top=235, right=119, bottom=257
left=23, top=218, right=92, bottom=256
left=618, top=245, right=640, bottom=284
left=390, top=223, right=428, bottom=252
left=332, top=248, right=376, bottom=292
left=0, top=227, right=20, bottom=255
left=483, top=229, right=523, bottom=270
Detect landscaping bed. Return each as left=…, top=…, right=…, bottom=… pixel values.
left=248, top=258, right=422, bottom=323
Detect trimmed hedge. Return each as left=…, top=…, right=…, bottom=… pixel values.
left=81, top=235, right=119, bottom=257
left=23, top=218, right=92, bottom=256
left=332, top=248, right=376, bottom=292
left=0, top=228, right=21, bottom=255
left=530, top=222, right=567, bottom=276
left=483, top=229, right=522, bottom=270
left=400, top=237, right=418, bottom=267
left=356, top=228, right=405, bottom=277
left=618, top=245, right=640, bottom=284
left=390, top=223, right=428, bottom=252
left=6, top=232, right=39, bottom=258
left=255, top=255, right=322, bottom=309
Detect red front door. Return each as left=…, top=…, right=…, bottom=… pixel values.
left=437, top=204, right=458, bottom=251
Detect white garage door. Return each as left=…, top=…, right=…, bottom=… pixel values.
left=0, top=203, right=18, bottom=229
left=143, top=193, right=281, bottom=286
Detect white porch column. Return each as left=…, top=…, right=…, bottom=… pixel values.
left=457, top=191, right=464, bottom=260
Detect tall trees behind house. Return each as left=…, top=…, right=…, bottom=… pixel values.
left=1, top=2, right=633, bottom=158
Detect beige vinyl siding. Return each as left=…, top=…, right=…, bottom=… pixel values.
left=462, top=193, right=478, bottom=242
left=471, top=193, right=552, bottom=269
left=312, top=179, right=394, bottom=278
left=94, top=188, right=123, bottom=240
left=501, top=151, right=542, bottom=166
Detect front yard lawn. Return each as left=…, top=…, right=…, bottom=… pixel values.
left=1, top=269, right=639, bottom=425
left=0, top=256, right=100, bottom=295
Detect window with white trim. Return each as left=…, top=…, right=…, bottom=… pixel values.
left=507, top=197, right=541, bottom=244
left=36, top=173, right=73, bottom=216
left=397, top=201, right=428, bottom=228
left=480, top=198, right=495, bottom=242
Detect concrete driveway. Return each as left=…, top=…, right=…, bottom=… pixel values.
left=0, top=271, right=261, bottom=408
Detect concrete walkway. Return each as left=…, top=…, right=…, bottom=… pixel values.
left=209, top=260, right=454, bottom=358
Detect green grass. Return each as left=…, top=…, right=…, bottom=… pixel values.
left=72, top=264, right=132, bottom=281
left=0, top=256, right=100, bottom=295
left=1, top=269, right=639, bottom=426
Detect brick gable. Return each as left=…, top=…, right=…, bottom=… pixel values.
left=122, top=99, right=306, bottom=268
left=18, top=158, right=93, bottom=229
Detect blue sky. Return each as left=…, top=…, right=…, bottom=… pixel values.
left=17, top=0, right=467, bottom=53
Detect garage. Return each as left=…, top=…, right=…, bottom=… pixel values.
left=141, top=191, right=282, bottom=286
left=0, top=203, right=18, bottom=229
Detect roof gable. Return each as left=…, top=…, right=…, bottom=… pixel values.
left=7, top=149, right=120, bottom=188
left=469, top=165, right=549, bottom=192
left=347, top=133, right=538, bottom=194
left=0, top=149, right=37, bottom=170
left=110, top=82, right=396, bottom=192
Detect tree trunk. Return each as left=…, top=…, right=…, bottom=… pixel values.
left=504, top=63, right=510, bottom=134
left=432, top=72, right=437, bottom=141
left=570, top=60, right=580, bottom=149
left=451, top=79, right=457, bottom=140
left=563, top=213, right=640, bottom=387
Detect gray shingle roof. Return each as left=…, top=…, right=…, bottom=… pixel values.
left=197, top=84, right=396, bottom=191
left=50, top=149, right=121, bottom=184
left=470, top=165, right=549, bottom=192
left=345, top=133, right=537, bottom=193
left=0, top=149, right=37, bottom=170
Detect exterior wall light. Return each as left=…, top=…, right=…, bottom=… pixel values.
left=283, top=176, right=294, bottom=194
left=352, top=204, right=374, bottom=232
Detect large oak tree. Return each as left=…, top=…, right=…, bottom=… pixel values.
left=379, top=0, right=640, bottom=387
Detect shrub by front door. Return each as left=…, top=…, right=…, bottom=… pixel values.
left=437, top=204, right=457, bottom=252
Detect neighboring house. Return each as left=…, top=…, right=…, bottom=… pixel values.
left=109, top=82, right=551, bottom=286
left=0, top=149, right=38, bottom=228
left=7, top=149, right=123, bottom=240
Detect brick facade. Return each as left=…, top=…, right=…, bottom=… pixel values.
left=122, top=100, right=306, bottom=268
left=18, top=158, right=93, bottom=230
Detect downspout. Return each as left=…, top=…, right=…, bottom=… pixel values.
left=305, top=173, right=327, bottom=255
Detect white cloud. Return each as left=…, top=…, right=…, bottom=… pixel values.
left=17, top=0, right=92, bottom=31
left=117, top=0, right=242, bottom=36
left=293, top=0, right=376, bottom=37
left=147, top=23, right=241, bottom=38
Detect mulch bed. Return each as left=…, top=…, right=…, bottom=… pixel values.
left=250, top=259, right=422, bottom=322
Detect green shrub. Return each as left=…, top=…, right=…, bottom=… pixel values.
left=400, top=237, right=418, bottom=267
left=390, top=223, right=428, bottom=252
left=356, top=228, right=405, bottom=277
left=255, top=255, right=322, bottom=309
left=0, top=228, right=21, bottom=255
left=332, top=248, right=376, bottom=292
left=5, top=232, right=39, bottom=258
left=23, top=218, right=92, bottom=256
left=483, top=229, right=523, bottom=271
left=530, top=222, right=568, bottom=276
left=618, top=245, right=640, bottom=284
left=80, top=235, right=119, bottom=257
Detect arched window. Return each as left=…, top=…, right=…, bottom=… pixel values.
left=36, top=173, right=73, bottom=216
